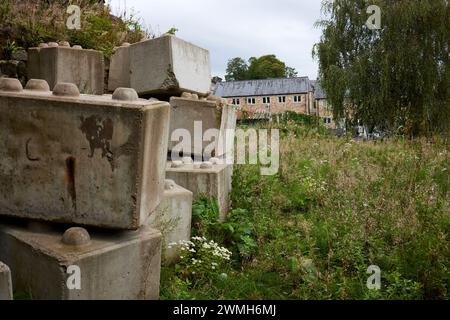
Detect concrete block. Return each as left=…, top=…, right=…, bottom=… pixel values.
left=169, top=96, right=237, bottom=160
left=0, top=221, right=162, bottom=300
left=166, top=162, right=233, bottom=221
left=108, top=45, right=130, bottom=92
left=28, top=44, right=104, bottom=94
left=108, top=36, right=211, bottom=96
left=147, top=180, right=193, bottom=264
left=0, top=80, right=170, bottom=230
left=0, top=261, right=13, bottom=300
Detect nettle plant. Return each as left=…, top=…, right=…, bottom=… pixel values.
left=169, top=237, right=232, bottom=281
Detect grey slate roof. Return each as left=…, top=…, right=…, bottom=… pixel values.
left=213, top=77, right=312, bottom=97
left=310, top=80, right=326, bottom=100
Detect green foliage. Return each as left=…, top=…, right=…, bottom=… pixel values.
left=247, top=55, right=287, bottom=80
left=2, top=39, right=19, bottom=60
left=225, top=57, right=249, bottom=81
left=13, top=289, right=33, bottom=300
left=161, top=123, right=449, bottom=300
left=164, top=27, right=179, bottom=35
left=225, top=55, right=298, bottom=81
left=314, top=0, right=449, bottom=137
left=192, top=197, right=258, bottom=262
left=0, top=1, right=148, bottom=58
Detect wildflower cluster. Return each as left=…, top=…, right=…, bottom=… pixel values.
left=169, top=237, right=232, bottom=280
left=302, top=176, right=327, bottom=195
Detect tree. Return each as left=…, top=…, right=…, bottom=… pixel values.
left=225, top=57, right=248, bottom=81
left=211, top=76, right=223, bottom=84
left=225, top=55, right=298, bottom=80
left=285, top=66, right=298, bottom=78
left=247, top=54, right=287, bottom=79
left=314, top=0, right=449, bottom=137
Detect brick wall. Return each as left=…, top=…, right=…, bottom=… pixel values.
left=227, top=93, right=317, bottom=119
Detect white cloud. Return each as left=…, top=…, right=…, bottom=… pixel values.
left=108, top=0, right=324, bottom=79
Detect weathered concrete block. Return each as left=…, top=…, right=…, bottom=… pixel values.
left=166, top=162, right=233, bottom=221
left=108, top=36, right=211, bottom=96
left=0, top=80, right=170, bottom=229
left=146, top=180, right=193, bottom=265
left=108, top=44, right=130, bottom=92
left=0, top=261, right=13, bottom=300
left=0, top=222, right=162, bottom=300
left=169, top=96, right=237, bottom=160
left=28, top=44, right=104, bottom=94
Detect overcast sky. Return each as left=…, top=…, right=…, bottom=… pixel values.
left=109, top=0, right=324, bottom=80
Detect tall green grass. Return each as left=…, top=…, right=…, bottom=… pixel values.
left=161, top=121, right=449, bottom=300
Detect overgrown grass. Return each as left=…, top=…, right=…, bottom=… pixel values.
left=161, top=120, right=449, bottom=300
left=0, top=0, right=149, bottom=58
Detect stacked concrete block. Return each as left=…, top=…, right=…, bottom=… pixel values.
left=0, top=222, right=162, bottom=300
left=0, top=78, right=169, bottom=299
left=0, top=261, right=13, bottom=300
left=166, top=160, right=233, bottom=222
left=28, top=42, right=104, bottom=94
left=169, top=95, right=237, bottom=161
left=147, top=180, right=193, bottom=264
left=0, top=78, right=170, bottom=230
left=108, top=35, right=211, bottom=96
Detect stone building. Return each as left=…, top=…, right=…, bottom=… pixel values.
left=310, top=80, right=335, bottom=129
left=213, top=77, right=335, bottom=128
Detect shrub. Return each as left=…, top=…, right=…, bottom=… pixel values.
left=0, top=0, right=149, bottom=58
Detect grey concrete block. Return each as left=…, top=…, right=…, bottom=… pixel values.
left=0, top=222, right=162, bottom=300
left=27, top=45, right=104, bottom=94
left=169, top=97, right=237, bottom=159
left=0, top=261, right=13, bottom=300
left=166, top=162, right=233, bottom=221
left=108, top=36, right=211, bottom=96
left=147, top=180, right=193, bottom=265
left=0, top=80, right=170, bottom=230
left=108, top=45, right=130, bottom=92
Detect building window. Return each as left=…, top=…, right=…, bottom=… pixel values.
left=293, top=95, right=302, bottom=103
left=247, top=97, right=256, bottom=105
left=232, top=98, right=240, bottom=105
left=262, top=97, right=271, bottom=104
left=278, top=96, right=286, bottom=103
left=323, top=117, right=332, bottom=124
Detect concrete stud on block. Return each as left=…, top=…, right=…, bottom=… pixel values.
left=171, top=160, right=184, bottom=168
left=165, top=179, right=176, bottom=191
left=200, top=161, right=213, bottom=169
left=0, top=78, right=23, bottom=92
left=72, top=45, right=83, bottom=50
left=181, top=92, right=192, bottom=99
left=210, top=157, right=221, bottom=165
left=182, top=157, right=194, bottom=165
left=52, top=82, right=80, bottom=97
left=112, top=87, right=139, bottom=101
left=38, top=43, right=49, bottom=48
left=59, top=41, right=70, bottom=47
left=48, top=42, right=59, bottom=47
left=25, top=79, right=50, bottom=92
left=61, top=227, right=91, bottom=246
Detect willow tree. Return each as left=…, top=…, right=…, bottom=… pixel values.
left=314, top=0, right=449, bottom=136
